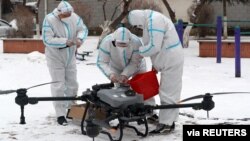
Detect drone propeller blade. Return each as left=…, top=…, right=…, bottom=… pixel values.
left=0, top=90, right=17, bottom=95
left=26, top=81, right=60, bottom=90
left=179, top=92, right=250, bottom=103
left=211, top=92, right=250, bottom=96
left=178, top=94, right=205, bottom=103
left=0, top=81, right=60, bottom=95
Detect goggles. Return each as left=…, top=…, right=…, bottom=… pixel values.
left=115, top=41, right=129, bottom=47
left=58, top=7, right=73, bottom=14
left=133, top=25, right=143, bottom=29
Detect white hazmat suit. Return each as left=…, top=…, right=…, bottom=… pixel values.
left=97, top=27, right=155, bottom=105
left=128, top=10, right=184, bottom=126
left=42, top=1, right=88, bottom=117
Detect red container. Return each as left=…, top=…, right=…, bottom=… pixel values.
left=128, top=70, right=159, bottom=100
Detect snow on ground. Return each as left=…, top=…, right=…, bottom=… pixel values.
left=0, top=37, right=250, bottom=141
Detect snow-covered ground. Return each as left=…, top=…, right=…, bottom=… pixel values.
left=0, top=37, right=250, bottom=141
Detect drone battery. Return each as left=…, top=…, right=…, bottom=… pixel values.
left=67, top=104, right=87, bottom=120
left=67, top=104, right=106, bottom=121
left=97, top=88, right=144, bottom=108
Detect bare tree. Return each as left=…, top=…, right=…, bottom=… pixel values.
left=71, top=1, right=92, bottom=27
left=2, top=0, right=14, bottom=14
left=109, top=0, right=131, bottom=30
left=97, top=0, right=132, bottom=48
left=97, top=0, right=165, bottom=48
left=102, top=0, right=107, bottom=21
left=23, top=0, right=27, bottom=6
left=34, top=0, right=41, bottom=38
left=184, top=0, right=212, bottom=47
left=110, top=0, right=123, bottom=21
left=162, top=0, right=176, bottom=23
left=5, top=5, right=35, bottom=38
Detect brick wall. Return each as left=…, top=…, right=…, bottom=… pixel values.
left=199, top=41, right=250, bottom=58
left=3, top=39, right=44, bottom=53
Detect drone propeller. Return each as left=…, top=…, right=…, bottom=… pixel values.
left=179, top=92, right=250, bottom=119
left=0, top=81, right=60, bottom=95
left=179, top=92, right=250, bottom=103
left=26, top=81, right=60, bottom=90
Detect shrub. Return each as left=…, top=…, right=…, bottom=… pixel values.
left=187, top=3, right=215, bottom=37
left=3, top=5, right=35, bottom=38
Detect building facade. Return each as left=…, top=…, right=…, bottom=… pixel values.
left=211, top=1, right=250, bottom=28
left=160, top=0, right=250, bottom=28
left=1, top=0, right=250, bottom=34
left=38, top=0, right=120, bottom=35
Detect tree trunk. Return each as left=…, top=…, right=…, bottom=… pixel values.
left=183, top=25, right=193, bottom=48
left=193, top=0, right=206, bottom=23
left=97, top=0, right=132, bottom=49
left=2, top=0, right=13, bottom=14
left=162, top=0, right=176, bottom=23
left=35, top=0, right=41, bottom=38
left=223, top=0, right=228, bottom=39
left=23, top=0, right=27, bottom=6
left=44, top=0, right=48, bottom=16
left=102, top=0, right=107, bottom=21
left=0, top=0, right=2, bottom=18
left=111, top=0, right=123, bottom=21
left=109, top=0, right=131, bottom=29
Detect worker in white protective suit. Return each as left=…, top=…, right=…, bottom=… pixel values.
left=42, top=1, right=88, bottom=125
left=128, top=10, right=184, bottom=134
left=97, top=27, right=156, bottom=106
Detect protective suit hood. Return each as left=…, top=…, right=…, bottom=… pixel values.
left=113, top=27, right=131, bottom=46
left=128, top=10, right=146, bottom=29
left=52, top=1, right=74, bottom=20
left=57, top=1, right=74, bottom=14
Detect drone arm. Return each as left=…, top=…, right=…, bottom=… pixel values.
left=28, top=96, right=87, bottom=104
left=150, top=103, right=203, bottom=110
left=149, top=94, right=215, bottom=111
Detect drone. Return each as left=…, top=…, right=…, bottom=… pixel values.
left=76, top=51, right=93, bottom=61
left=1, top=82, right=250, bottom=141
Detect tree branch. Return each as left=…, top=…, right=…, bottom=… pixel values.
left=23, top=0, right=27, bottom=6
left=37, top=0, right=41, bottom=7
left=110, top=0, right=123, bottom=21
left=162, top=0, right=176, bottom=23
left=2, top=0, right=14, bottom=14
left=102, top=0, right=107, bottom=21
left=109, top=0, right=132, bottom=29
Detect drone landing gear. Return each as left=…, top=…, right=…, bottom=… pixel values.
left=97, top=118, right=148, bottom=141
left=15, top=89, right=28, bottom=124
left=80, top=103, right=148, bottom=141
